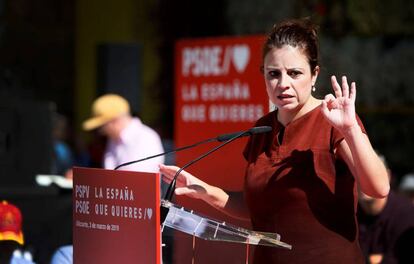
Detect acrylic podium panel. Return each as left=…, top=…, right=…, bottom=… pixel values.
left=73, top=167, right=161, bottom=264
left=161, top=199, right=292, bottom=249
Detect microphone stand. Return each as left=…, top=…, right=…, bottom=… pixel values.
left=114, top=126, right=271, bottom=170
left=110, top=125, right=271, bottom=223
left=161, top=130, right=248, bottom=223
left=114, top=137, right=216, bottom=170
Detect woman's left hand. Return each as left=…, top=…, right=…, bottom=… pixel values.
left=321, top=75, right=358, bottom=132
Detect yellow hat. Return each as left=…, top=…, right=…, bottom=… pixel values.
left=83, top=94, right=130, bottom=131
left=0, top=201, right=24, bottom=245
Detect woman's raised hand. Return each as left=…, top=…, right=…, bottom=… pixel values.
left=321, top=75, right=358, bottom=132
left=159, top=164, right=208, bottom=199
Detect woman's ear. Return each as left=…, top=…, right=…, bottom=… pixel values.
left=312, top=65, right=320, bottom=84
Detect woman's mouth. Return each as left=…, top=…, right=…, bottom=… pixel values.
left=277, top=94, right=294, bottom=100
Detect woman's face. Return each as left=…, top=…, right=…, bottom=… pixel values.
left=263, top=45, right=318, bottom=113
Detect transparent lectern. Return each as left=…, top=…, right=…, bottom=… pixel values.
left=161, top=199, right=292, bottom=249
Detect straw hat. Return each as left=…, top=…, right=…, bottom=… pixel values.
left=0, top=201, right=24, bottom=245
left=83, top=94, right=130, bottom=131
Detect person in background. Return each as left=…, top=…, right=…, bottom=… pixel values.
left=50, top=245, right=72, bottom=264
left=52, top=113, right=74, bottom=177
left=160, top=18, right=389, bottom=263
left=82, top=94, right=164, bottom=172
left=358, top=157, right=414, bottom=264
left=0, top=201, right=35, bottom=264
left=399, top=173, right=414, bottom=205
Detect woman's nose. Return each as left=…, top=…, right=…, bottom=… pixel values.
left=277, top=74, right=289, bottom=90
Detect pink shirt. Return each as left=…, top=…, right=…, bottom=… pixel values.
left=104, top=118, right=164, bottom=172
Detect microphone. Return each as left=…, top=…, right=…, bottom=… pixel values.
left=216, top=126, right=272, bottom=142
left=114, top=126, right=272, bottom=170
left=160, top=126, right=272, bottom=223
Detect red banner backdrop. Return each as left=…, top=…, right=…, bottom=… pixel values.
left=73, top=167, right=161, bottom=264
left=174, top=35, right=268, bottom=263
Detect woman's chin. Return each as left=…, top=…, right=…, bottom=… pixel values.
left=276, top=103, right=298, bottom=112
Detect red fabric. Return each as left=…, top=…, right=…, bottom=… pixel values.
left=243, top=106, right=365, bottom=264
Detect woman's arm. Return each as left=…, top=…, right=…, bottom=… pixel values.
left=159, top=164, right=250, bottom=220
left=337, top=127, right=389, bottom=198
left=321, top=76, right=390, bottom=198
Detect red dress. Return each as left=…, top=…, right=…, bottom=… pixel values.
left=243, top=106, right=365, bottom=263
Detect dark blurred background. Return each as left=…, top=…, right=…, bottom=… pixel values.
left=0, top=0, right=413, bottom=263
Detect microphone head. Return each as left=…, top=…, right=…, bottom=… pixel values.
left=216, top=126, right=272, bottom=142
left=248, top=126, right=272, bottom=135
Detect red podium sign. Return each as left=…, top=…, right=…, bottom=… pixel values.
left=73, top=167, right=161, bottom=264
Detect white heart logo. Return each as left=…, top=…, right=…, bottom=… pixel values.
left=147, top=208, right=153, bottom=220
left=232, top=45, right=250, bottom=73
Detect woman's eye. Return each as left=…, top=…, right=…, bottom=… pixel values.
left=267, top=71, right=280, bottom=79
left=289, top=70, right=301, bottom=77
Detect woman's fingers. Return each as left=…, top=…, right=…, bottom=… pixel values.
left=350, top=81, right=356, bottom=103
left=341, top=76, right=349, bottom=98
left=159, top=164, right=197, bottom=187
left=175, top=185, right=206, bottom=196
left=331, top=75, right=355, bottom=100
left=159, top=165, right=206, bottom=198
left=331, top=75, right=342, bottom=98
left=322, top=94, right=338, bottom=110
left=159, top=164, right=181, bottom=183
left=159, top=164, right=178, bottom=176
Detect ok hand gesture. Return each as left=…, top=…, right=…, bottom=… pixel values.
left=321, top=76, right=358, bottom=132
